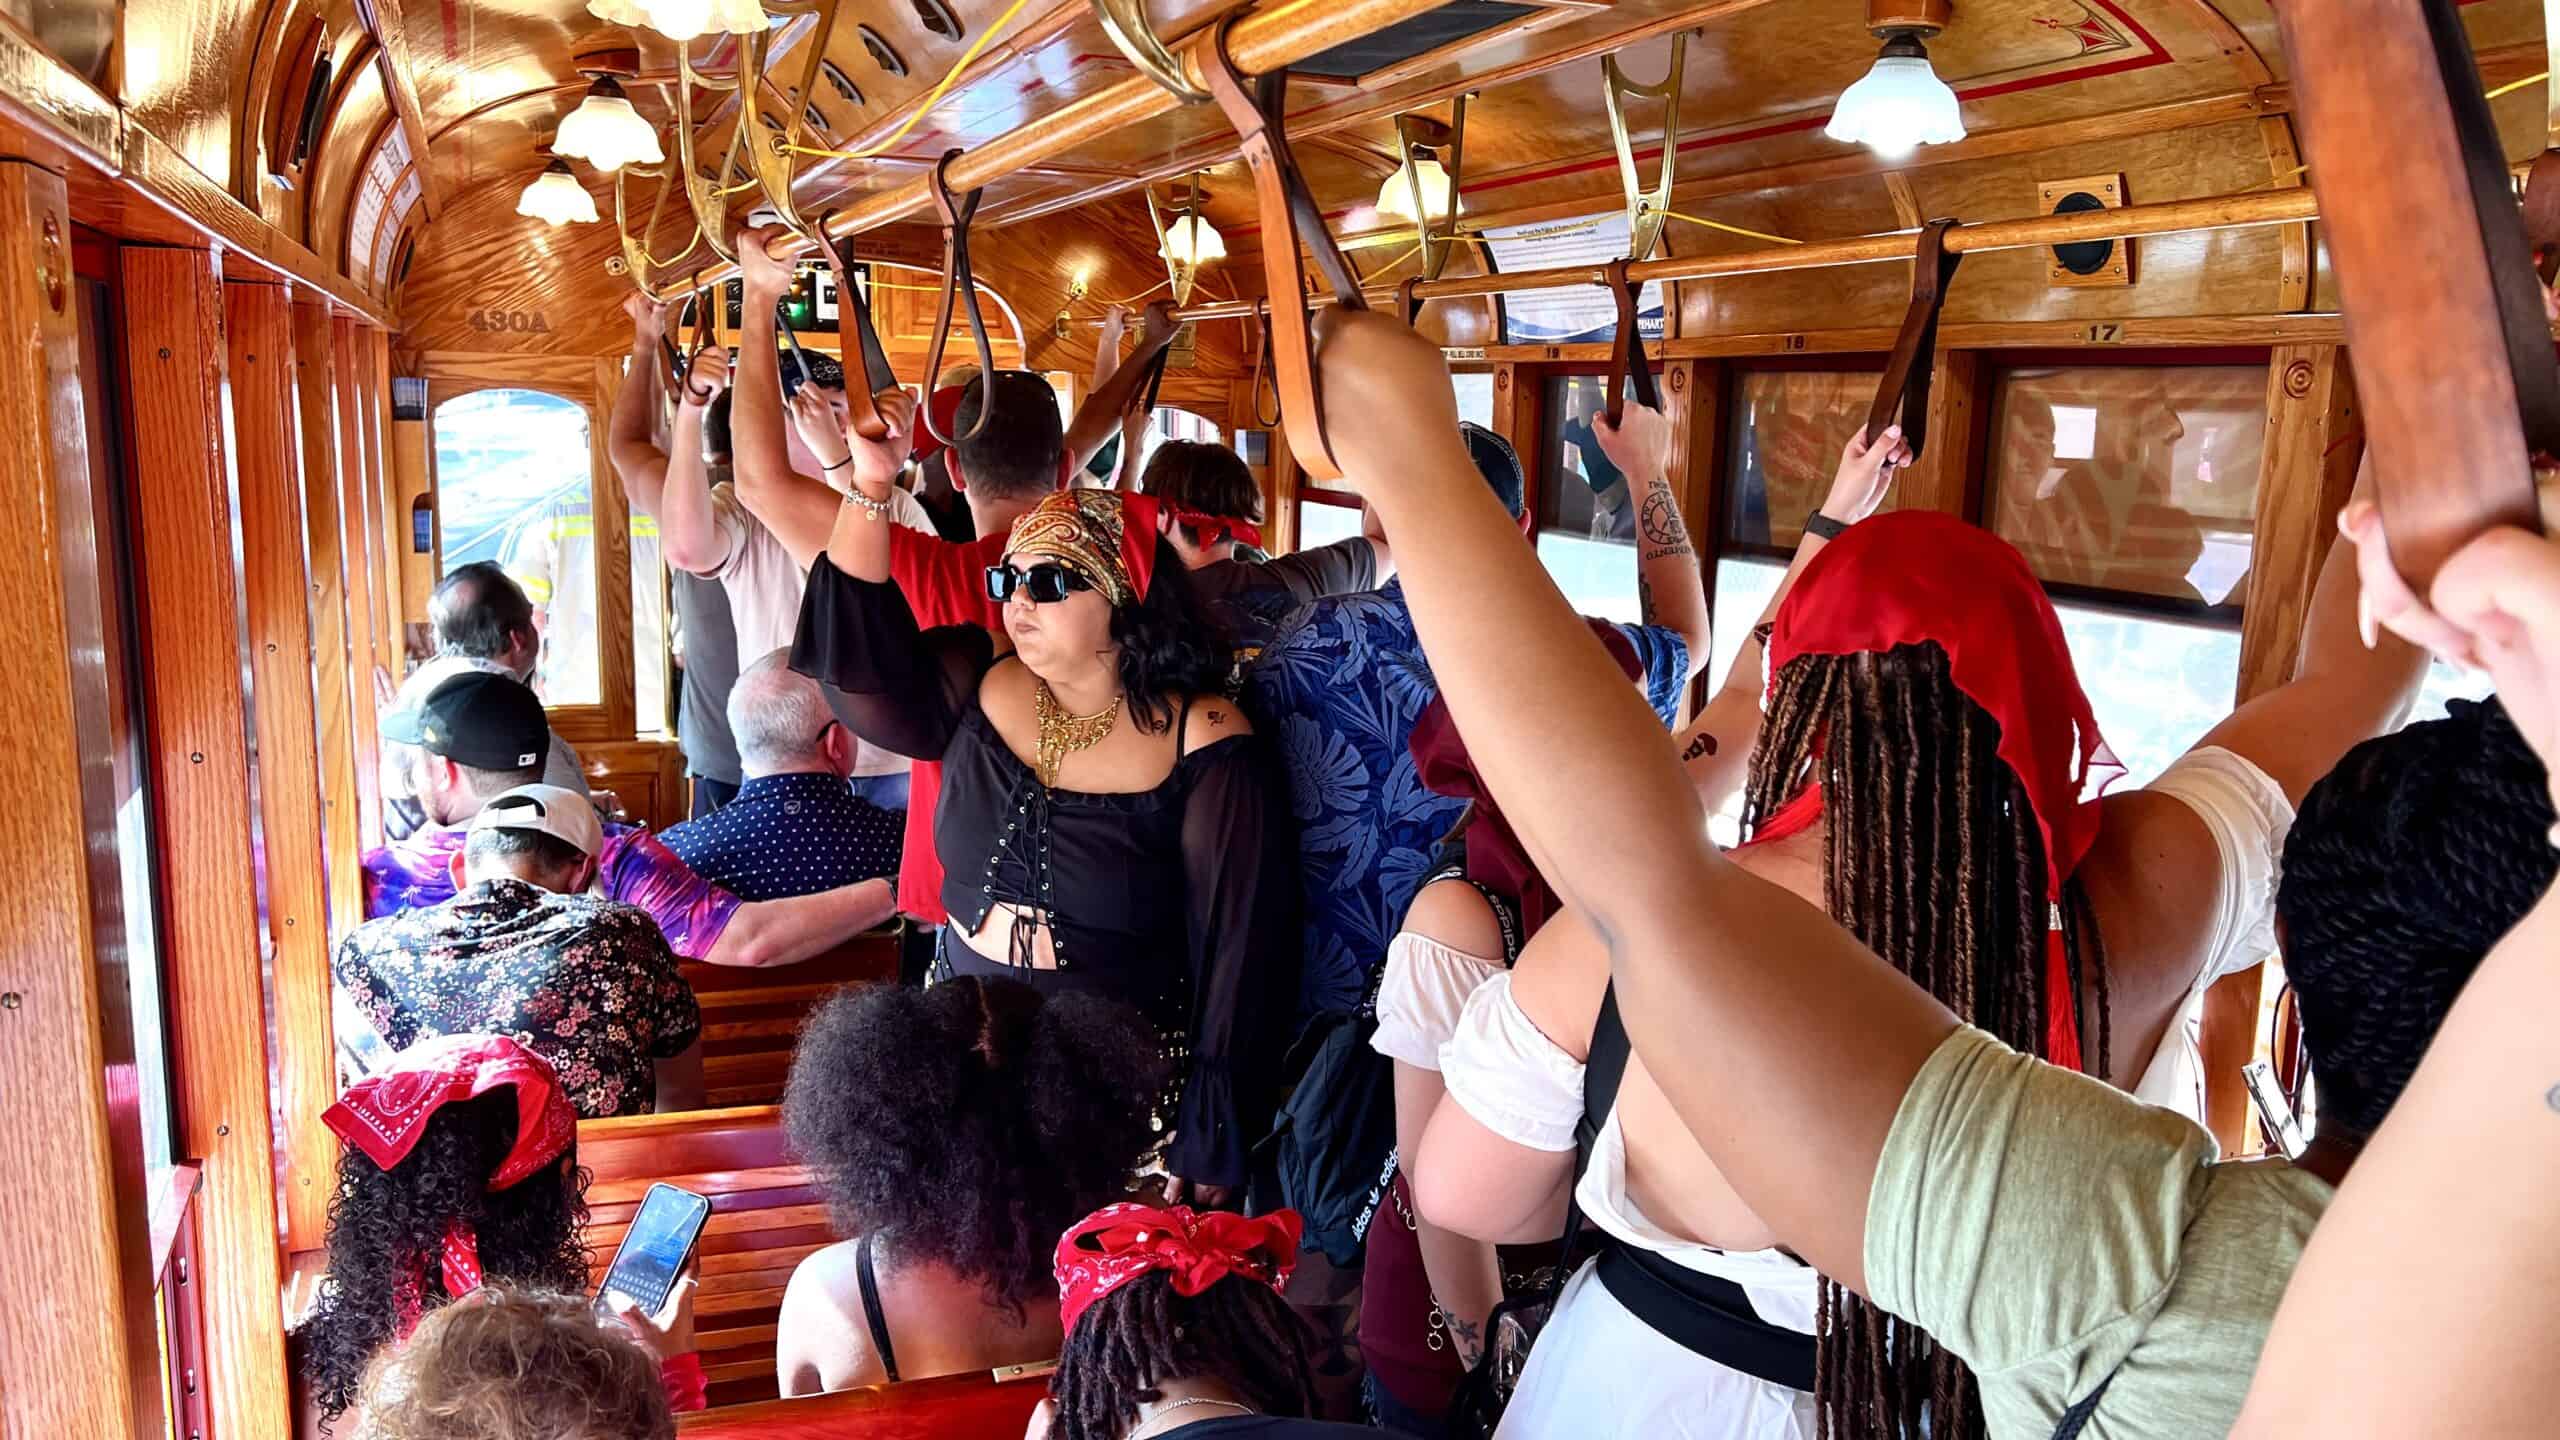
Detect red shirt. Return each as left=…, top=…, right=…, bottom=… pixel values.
left=889, top=525, right=1011, bottom=925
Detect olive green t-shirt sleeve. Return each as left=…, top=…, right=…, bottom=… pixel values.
left=1862, top=1026, right=2218, bottom=1409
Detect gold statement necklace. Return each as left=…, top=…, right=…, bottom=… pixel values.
left=1033, top=679, right=1121, bottom=787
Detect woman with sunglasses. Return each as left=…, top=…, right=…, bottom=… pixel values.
left=791, top=388, right=1297, bottom=1208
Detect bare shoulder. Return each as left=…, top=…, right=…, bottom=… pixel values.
left=1182, top=693, right=1252, bottom=751
left=1508, top=908, right=1611, bottom=1063
left=1402, top=877, right=1505, bottom=960
left=978, top=654, right=1036, bottom=710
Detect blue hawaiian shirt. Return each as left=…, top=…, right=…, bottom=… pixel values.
left=1245, top=579, right=1688, bottom=1017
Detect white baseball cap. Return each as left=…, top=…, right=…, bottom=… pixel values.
left=466, top=784, right=602, bottom=858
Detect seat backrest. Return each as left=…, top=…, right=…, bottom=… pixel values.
left=579, top=1105, right=825, bottom=1407
left=682, top=929, right=899, bottom=1108
left=675, top=1367, right=1053, bottom=1439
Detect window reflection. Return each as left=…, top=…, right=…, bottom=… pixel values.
left=1297, top=498, right=1366, bottom=552
left=1989, top=366, right=2267, bottom=607
left=1724, top=370, right=1880, bottom=548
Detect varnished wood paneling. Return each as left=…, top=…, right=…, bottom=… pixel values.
left=0, top=159, right=154, bottom=1440
left=588, top=354, right=640, bottom=742
left=118, top=242, right=291, bottom=1438
left=1897, top=349, right=1986, bottom=517
left=226, top=278, right=338, bottom=1251
left=364, top=329, right=408, bottom=677
left=296, top=298, right=370, bottom=932
left=333, top=314, right=392, bottom=843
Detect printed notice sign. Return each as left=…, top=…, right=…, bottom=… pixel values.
left=1482, top=213, right=1667, bottom=345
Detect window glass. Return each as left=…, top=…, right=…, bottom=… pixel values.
left=1298, top=499, right=1365, bottom=552
left=2411, top=655, right=2495, bottom=724
left=2053, top=600, right=2241, bottom=788
left=1724, top=370, right=1880, bottom=548
left=1988, top=365, right=2267, bottom=606
left=1707, top=555, right=1786, bottom=696
left=435, top=389, right=601, bottom=706
left=1536, top=375, right=1638, bottom=622
left=1452, top=371, right=1495, bottom=430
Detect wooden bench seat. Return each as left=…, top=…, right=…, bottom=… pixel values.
left=683, top=928, right=899, bottom=1108
left=580, top=1105, right=827, bottom=1407
left=676, top=1367, right=1053, bottom=1439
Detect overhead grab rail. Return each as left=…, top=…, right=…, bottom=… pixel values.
left=921, top=150, right=999, bottom=446
left=1203, top=14, right=1369, bottom=482
left=1599, top=35, right=1683, bottom=424
left=1151, top=185, right=2324, bottom=323
left=2274, top=0, right=2548, bottom=591
left=1093, top=0, right=1211, bottom=103
left=1860, top=216, right=1964, bottom=457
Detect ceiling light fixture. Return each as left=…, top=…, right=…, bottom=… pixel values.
left=1159, top=212, right=1226, bottom=270
left=1375, top=152, right=1457, bottom=226
left=518, top=158, right=600, bottom=226
left=1826, top=5, right=1965, bottom=160
left=554, top=75, right=663, bottom=173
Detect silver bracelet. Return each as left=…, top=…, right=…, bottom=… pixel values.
left=842, top=486, right=892, bottom=521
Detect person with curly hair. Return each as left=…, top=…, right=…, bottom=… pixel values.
left=351, top=1286, right=688, bottom=1440
left=795, top=397, right=1299, bottom=1208
left=1028, top=1203, right=1376, bottom=1440
left=776, top=977, right=1169, bottom=1395
left=299, top=1036, right=597, bottom=1419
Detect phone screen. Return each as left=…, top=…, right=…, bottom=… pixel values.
left=599, top=1183, right=711, bottom=1316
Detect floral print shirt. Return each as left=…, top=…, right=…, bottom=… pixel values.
left=332, top=877, right=703, bottom=1118
left=1245, top=579, right=1688, bottom=1017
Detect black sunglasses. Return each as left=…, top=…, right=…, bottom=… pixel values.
left=984, top=562, right=1095, bottom=604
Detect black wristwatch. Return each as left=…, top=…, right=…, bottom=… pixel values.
left=1803, top=509, right=1850, bottom=542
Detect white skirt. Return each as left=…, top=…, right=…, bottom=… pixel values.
left=1494, top=1260, right=1818, bottom=1440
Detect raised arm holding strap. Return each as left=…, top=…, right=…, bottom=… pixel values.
left=921, top=149, right=997, bottom=447
left=1602, top=258, right=1658, bottom=424
left=2274, top=0, right=2548, bottom=591
left=1202, top=15, right=1368, bottom=482
left=807, top=215, right=898, bottom=443
left=1860, top=217, right=1964, bottom=459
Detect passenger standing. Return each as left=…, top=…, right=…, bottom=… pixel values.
left=1140, top=439, right=1387, bottom=657
left=606, top=294, right=744, bottom=815
left=794, top=419, right=1295, bottom=1205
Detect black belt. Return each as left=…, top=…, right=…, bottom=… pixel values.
left=1590, top=1241, right=1817, bottom=1392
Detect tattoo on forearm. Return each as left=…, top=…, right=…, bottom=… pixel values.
left=1447, top=1314, right=1485, bottom=1367
left=1682, top=731, right=1717, bottom=763
left=1638, top=481, right=1693, bottom=562
left=1638, top=573, right=1657, bottom=625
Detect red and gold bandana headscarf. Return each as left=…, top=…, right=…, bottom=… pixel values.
left=1004, top=488, right=1164, bottom=608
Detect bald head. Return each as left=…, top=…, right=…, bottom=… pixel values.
left=730, top=649, right=849, bottom=779
left=431, top=562, right=539, bottom=675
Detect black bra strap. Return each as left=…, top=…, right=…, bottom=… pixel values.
left=2049, top=1368, right=2118, bottom=1440
left=856, top=1233, right=901, bottom=1384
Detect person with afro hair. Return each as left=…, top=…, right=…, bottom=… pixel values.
left=777, top=977, right=1169, bottom=1396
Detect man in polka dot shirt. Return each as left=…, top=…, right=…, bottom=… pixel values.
left=661, top=649, right=902, bottom=903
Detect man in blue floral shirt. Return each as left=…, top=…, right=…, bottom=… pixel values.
left=1247, top=418, right=1706, bottom=1017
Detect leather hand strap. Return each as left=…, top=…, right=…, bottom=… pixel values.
left=2275, top=0, right=2549, bottom=589
left=1248, top=298, right=1282, bottom=428
left=1602, top=258, right=1658, bottom=424
left=809, top=215, right=898, bottom=443
left=1398, top=276, right=1426, bottom=327
left=1203, top=14, right=1367, bottom=482
left=921, top=150, right=998, bottom=447
left=1861, top=218, right=1964, bottom=459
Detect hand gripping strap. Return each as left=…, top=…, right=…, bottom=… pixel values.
left=1203, top=15, right=1367, bottom=482
left=809, top=215, right=899, bottom=443
left=1861, top=217, right=1964, bottom=460
left=922, top=150, right=998, bottom=447
left=1602, top=259, right=1658, bottom=424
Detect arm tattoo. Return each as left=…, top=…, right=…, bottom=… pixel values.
left=1638, top=480, right=1693, bottom=562
left=1638, top=572, right=1657, bottom=626
left=1681, top=730, right=1717, bottom=763
left=1446, top=1313, right=1486, bottom=1367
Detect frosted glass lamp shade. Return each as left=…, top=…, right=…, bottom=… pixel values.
left=1376, top=155, right=1457, bottom=225
left=1159, top=214, right=1227, bottom=269
left=554, top=79, right=663, bottom=173
left=518, top=160, right=600, bottom=225
left=1825, top=36, right=1965, bottom=158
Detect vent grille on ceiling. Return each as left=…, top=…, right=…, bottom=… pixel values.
left=1292, top=0, right=1538, bottom=81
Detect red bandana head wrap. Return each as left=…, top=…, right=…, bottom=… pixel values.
left=1165, top=505, right=1266, bottom=552
left=324, top=1034, right=578, bottom=1193
left=1054, top=1203, right=1303, bottom=1334
left=1768, top=511, right=2124, bottom=1071
left=1410, top=620, right=1640, bottom=940
left=1006, top=488, right=1164, bottom=608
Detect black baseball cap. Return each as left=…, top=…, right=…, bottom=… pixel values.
left=382, top=671, right=549, bottom=772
